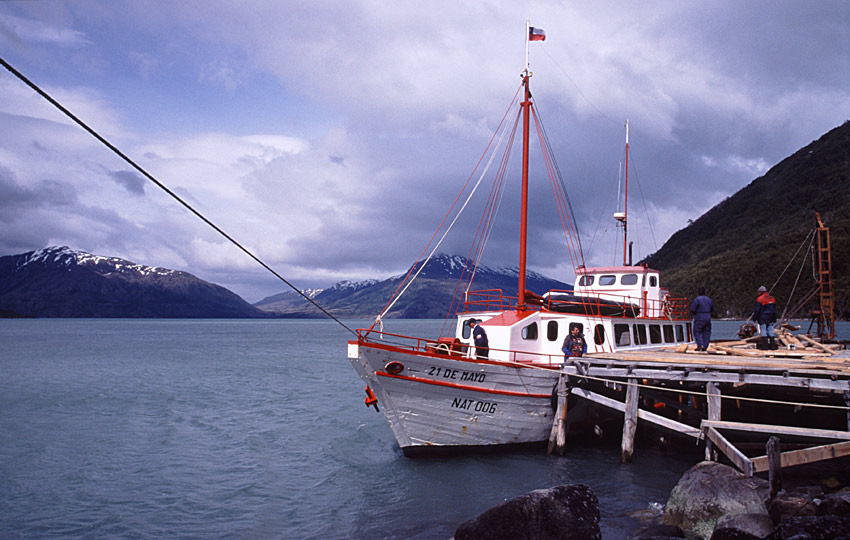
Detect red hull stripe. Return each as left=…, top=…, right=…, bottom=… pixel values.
left=351, top=340, right=560, bottom=370
left=376, top=371, right=551, bottom=399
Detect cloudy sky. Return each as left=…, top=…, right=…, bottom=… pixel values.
left=1, top=1, right=848, bottom=303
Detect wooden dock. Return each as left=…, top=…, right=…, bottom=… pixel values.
left=548, top=337, right=850, bottom=477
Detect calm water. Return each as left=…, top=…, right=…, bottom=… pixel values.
left=1, top=319, right=846, bottom=539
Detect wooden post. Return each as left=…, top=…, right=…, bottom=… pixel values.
left=705, top=382, right=722, bottom=461
left=767, top=436, right=782, bottom=497
left=621, top=378, right=640, bottom=463
left=547, top=372, right=569, bottom=455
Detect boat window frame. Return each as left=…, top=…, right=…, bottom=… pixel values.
left=522, top=322, right=538, bottom=340
left=462, top=319, right=474, bottom=339
left=620, top=274, right=639, bottom=286
left=649, top=275, right=658, bottom=287
left=598, top=275, right=617, bottom=286
left=546, top=321, right=558, bottom=341
left=675, top=324, right=685, bottom=342
left=579, top=275, right=594, bottom=286
left=594, top=324, right=605, bottom=346
left=633, top=323, right=648, bottom=345
left=649, top=324, right=662, bottom=344
left=663, top=325, right=675, bottom=343
left=614, top=324, right=630, bottom=346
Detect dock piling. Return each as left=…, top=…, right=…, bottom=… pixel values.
left=620, top=378, right=639, bottom=463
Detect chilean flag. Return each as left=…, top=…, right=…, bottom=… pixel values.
left=528, top=27, right=546, bottom=41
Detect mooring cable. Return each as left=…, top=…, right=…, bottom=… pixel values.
left=0, top=56, right=357, bottom=336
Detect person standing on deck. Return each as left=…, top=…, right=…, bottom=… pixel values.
left=562, top=326, right=587, bottom=358
left=689, top=287, right=715, bottom=351
left=469, top=319, right=489, bottom=359
left=753, top=286, right=778, bottom=350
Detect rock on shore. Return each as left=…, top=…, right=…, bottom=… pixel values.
left=454, top=484, right=600, bottom=540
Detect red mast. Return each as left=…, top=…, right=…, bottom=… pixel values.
left=517, top=71, right=531, bottom=309
left=623, top=120, right=629, bottom=266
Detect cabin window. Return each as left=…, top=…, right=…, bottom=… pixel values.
left=547, top=321, right=558, bottom=341
left=675, top=325, right=685, bottom=342
left=633, top=324, right=647, bottom=345
left=649, top=275, right=658, bottom=287
left=522, top=322, right=538, bottom=340
left=462, top=320, right=474, bottom=339
left=579, top=275, right=594, bottom=286
left=649, top=324, right=662, bottom=344
left=594, top=324, right=605, bottom=346
left=621, top=274, right=638, bottom=286
left=663, top=325, right=675, bottom=343
left=614, top=324, right=630, bottom=346
left=599, top=275, right=616, bottom=286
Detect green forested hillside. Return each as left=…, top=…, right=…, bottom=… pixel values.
left=643, top=121, right=850, bottom=319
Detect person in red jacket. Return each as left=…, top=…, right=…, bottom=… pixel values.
left=753, top=285, right=778, bottom=350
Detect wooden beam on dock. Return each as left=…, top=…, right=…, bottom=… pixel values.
left=573, top=388, right=701, bottom=439
left=797, top=334, right=835, bottom=355
left=701, top=420, right=850, bottom=476
left=703, top=425, right=754, bottom=476
left=751, top=440, right=850, bottom=473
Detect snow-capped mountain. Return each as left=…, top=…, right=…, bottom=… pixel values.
left=255, top=253, right=572, bottom=319
left=0, top=246, right=271, bottom=318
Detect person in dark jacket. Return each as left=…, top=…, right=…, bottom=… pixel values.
left=469, top=319, right=489, bottom=359
left=753, top=285, right=778, bottom=350
left=562, top=326, right=587, bottom=358
left=689, top=286, right=714, bottom=351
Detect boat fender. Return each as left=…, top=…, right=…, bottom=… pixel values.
left=364, top=386, right=380, bottom=412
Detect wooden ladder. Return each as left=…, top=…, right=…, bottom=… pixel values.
left=814, top=212, right=835, bottom=340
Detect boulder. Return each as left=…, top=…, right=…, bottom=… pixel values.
left=629, top=523, right=685, bottom=538
left=709, top=513, right=775, bottom=539
left=662, top=461, right=770, bottom=540
left=768, top=489, right=819, bottom=522
left=816, top=491, right=850, bottom=517
left=454, top=484, right=600, bottom=540
left=771, top=515, right=850, bottom=539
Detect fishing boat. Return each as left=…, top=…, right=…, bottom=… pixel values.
left=347, top=25, right=692, bottom=456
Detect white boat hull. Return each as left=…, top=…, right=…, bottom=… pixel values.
left=348, top=339, right=563, bottom=454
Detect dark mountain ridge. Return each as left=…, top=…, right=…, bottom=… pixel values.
left=255, top=254, right=573, bottom=319
left=643, top=121, right=850, bottom=319
left=0, top=246, right=272, bottom=318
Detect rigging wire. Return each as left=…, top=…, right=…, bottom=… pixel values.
left=0, top=56, right=358, bottom=336
left=777, top=229, right=817, bottom=322
left=376, top=83, right=524, bottom=331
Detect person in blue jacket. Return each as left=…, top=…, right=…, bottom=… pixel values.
left=469, top=319, right=489, bottom=359
left=689, top=286, right=714, bottom=351
left=562, top=326, right=587, bottom=358
left=753, top=285, right=778, bottom=350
